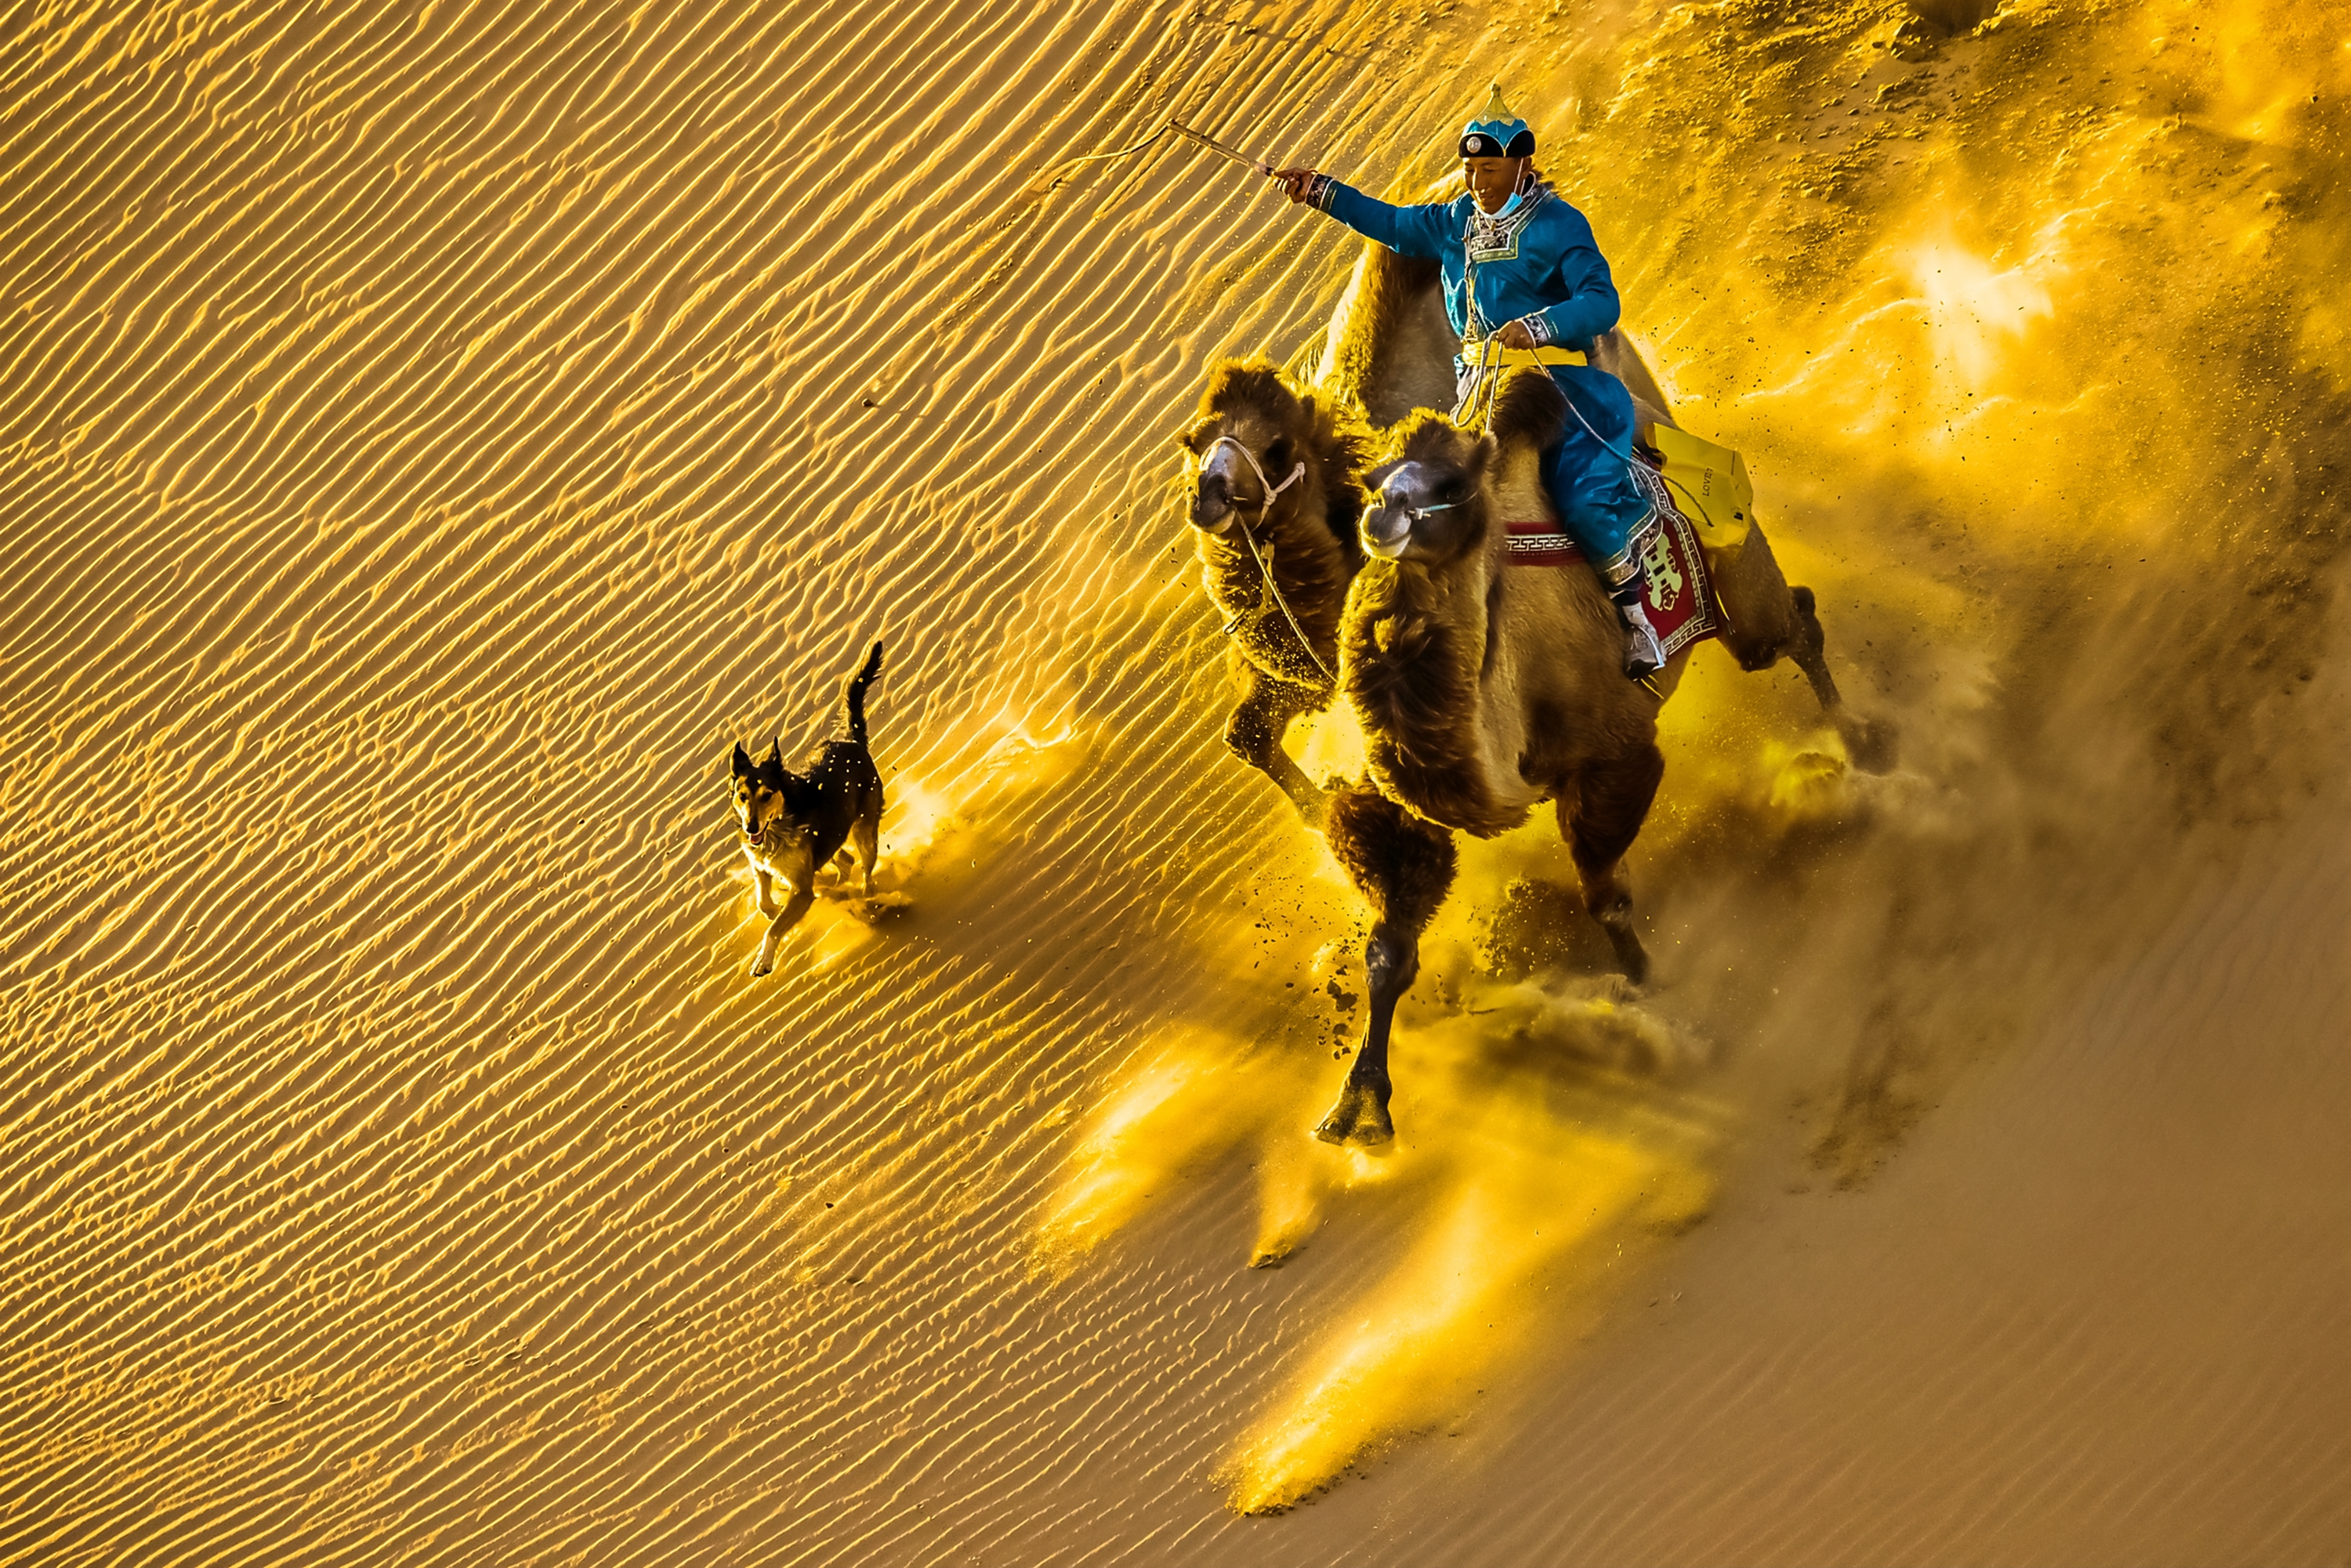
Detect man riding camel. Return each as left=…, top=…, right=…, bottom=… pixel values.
left=1273, top=85, right=1667, bottom=677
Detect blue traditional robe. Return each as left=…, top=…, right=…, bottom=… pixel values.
left=1311, top=178, right=1649, bottom=578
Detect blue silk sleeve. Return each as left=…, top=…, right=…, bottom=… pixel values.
left=1317, top=180, right=1454, bottom=262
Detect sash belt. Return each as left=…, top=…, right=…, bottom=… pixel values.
left=1456, top=340, right=1588, bottom=369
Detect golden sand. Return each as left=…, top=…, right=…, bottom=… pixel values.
left=3, top=0, right=2347, bottom=1562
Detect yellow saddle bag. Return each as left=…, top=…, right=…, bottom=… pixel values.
left=1646, top=424, right=1754, bottom=555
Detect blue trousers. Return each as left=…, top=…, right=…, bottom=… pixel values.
left=1536, top=365, right=1649, bottom=585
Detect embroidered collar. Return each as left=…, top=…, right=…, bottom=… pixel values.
left=1463, top=181, right=1549, bottom=263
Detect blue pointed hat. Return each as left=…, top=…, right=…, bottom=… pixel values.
left=1459, top=82, right=1534, bottom=159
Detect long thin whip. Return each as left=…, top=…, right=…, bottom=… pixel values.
left=1028, top=123, right=1171, bottom=192
left=1029, top=117, right=1273, bottom=193
left=1164, top=120, right=1271, bottom=175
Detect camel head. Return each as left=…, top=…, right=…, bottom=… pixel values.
left=1360, top=413, right=1490, bottom=565
left=1178, top=357, right=1317, bottom=536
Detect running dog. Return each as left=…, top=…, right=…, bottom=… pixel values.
left=728, top=642, right=885, bottom=977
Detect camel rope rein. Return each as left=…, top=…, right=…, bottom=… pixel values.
left=1201, top=436, right=1334, bottom=687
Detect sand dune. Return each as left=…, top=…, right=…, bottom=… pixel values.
left=2, top=0, right=2346, bottom=1563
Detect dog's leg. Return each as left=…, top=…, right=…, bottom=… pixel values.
left=750, top=842, right=817, bottom=977
left=851, top=801, right=880, bottom=896
left=752, top=882, right=816, bottom=978
left=752, top=864, right=781, bottom=918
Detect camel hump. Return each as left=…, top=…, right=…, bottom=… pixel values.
left=1317, top=243, right=1453, bottom=425
left=1589, top=329, right=1675, bottom=424
left=1488, top=367, right=1569, bottom=451
left=1196, top=356, right=1299, bottom=421
left=841, top=641, right=883, bottom=744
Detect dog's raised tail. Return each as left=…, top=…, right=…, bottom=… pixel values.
left=842, top=641, right=884, bottom=745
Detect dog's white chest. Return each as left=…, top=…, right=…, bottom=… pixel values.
left=745, top=817, right=818, bottom=882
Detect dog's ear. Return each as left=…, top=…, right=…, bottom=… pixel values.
left=764, top=736, right=781, bottom=767
left=730, top=742, right=754, bottom=778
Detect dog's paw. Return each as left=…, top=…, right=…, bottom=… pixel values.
left=846, top=892, right=913, bottom=923
left=749, top=952, right=775, bottom=979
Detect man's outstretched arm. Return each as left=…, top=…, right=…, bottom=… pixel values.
left=1269, top=168, right=1451, bottom=261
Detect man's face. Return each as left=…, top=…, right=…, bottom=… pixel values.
left=1463, top=156, right=1525, bottom=214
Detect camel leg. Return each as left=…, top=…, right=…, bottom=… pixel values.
left=1714, top=523, right=1897, bottom=774
left=1226, top=667, right=1331, bottom=827
left=1786, top=585, right=1844, bottom=709
left=1315, top=786, right=1457, bottom=1146
left=1787, top=585, right=1899, bottom=774
left=1564, top=745, right=1665, bottom=986
left=1317, top=916, right=1418, bottom=1147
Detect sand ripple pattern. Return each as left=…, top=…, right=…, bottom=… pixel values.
left=0, top=4, right=1497, bottom=1561
left=5, top=1, right=2351, bottom=1565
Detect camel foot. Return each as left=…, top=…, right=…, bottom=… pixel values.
left=1838, top=711, right=1900, bottom=775
left=1596, top=917, right=1650, bottom=987
left=1313, top=1078, right=1393, bottom=1147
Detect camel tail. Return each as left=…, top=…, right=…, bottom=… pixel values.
left=842, top=641, right=883, bottom=745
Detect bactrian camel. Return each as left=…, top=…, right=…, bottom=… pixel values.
left=1178, top=358, right=1372, bottom=824
left=1314, top=368, right=1889, bottom=1147
left=1179, top=236, right=1895, bottom=1147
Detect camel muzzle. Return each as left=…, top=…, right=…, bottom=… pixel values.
left=1193, top=441, right=1277, bottom=534
left=1360, top=502, right=1414, bottom=559
left=1190, top=475, right=1238, bottom=533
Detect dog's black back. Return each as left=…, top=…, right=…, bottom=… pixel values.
left=787, top=736, right=882, bottom=867
left=731, top=642, right=885, bottom=869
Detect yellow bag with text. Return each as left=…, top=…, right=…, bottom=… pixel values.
left=1647, top=425, right=1753, bottom=553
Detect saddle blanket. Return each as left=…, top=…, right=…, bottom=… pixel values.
left=1503, top=458, right=1722, bottom=661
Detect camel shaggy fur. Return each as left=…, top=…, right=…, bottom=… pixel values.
left=1178, top=358, right=1373, bottom=823
left=1317, top=371, right=1677, bottom=1145
left=1313, top=370, right=1892, bottom=1144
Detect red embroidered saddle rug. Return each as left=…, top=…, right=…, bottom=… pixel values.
left=1504, top=458, right=1723, bottom=662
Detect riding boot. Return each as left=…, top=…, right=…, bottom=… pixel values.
left=1613, top=586, right=1667, bottom=679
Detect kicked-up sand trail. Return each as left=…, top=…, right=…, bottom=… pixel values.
left=3, top=1, right=2348, bottom=1563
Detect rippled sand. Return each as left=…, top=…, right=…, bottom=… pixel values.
left=3, top=1, right=2347, bottom=1563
